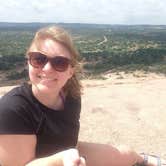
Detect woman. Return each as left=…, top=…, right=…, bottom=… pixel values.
left=0, top=26, right=164, bottom=166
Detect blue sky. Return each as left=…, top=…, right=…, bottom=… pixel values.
left=0, top=0, right=166, bottom=24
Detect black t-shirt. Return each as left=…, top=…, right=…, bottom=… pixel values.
left=0, top=83, right=81, bottom=157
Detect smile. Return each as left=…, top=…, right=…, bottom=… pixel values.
left=38, top=76, right=57, bottom=82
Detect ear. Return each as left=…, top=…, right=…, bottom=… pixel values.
left=24, top=59, right=29, bottom=70
left=68, top=67, right=75, bottom=79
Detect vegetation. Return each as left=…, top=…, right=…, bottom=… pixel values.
left=0, top=22, right=166, bottom=83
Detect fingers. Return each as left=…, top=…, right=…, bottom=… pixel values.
left=161, top=158, right=166, bottom=166
left=63, top=148, right=86, bottom=166
left=79, top=157, right=86, bottom=166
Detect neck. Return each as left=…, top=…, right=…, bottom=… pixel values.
left=32, top=85, right=64, bottom=110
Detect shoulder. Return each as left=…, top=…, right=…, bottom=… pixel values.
left=65, top=94, right=81, bottom=111
left=0, top=83, right=35, bottom=115
left=0, top=83, right=42, bottom=111
left=0, top=83, right=41, bottom=134
left=0, top=83, right=31, bottom=104
left=64, top=94, right=81, bottom=120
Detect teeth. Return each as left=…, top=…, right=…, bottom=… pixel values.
left=38, top=76, right=56, bottom=81
left=42, top=78, right=53, bottom=80
left=42, top=78, right=55, bottom=81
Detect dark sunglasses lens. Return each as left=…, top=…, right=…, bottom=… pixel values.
left=29, top=53, right=47, bottom=68
left=51, top=56, right=70, bottom=72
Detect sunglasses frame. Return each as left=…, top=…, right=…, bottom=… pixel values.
left=27, top=52, right=72, bottom=72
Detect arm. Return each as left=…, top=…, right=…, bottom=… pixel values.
left=77, top=141, right=144, bottom=166
left=0, top=135, right=36, bottom=166
left=77, top=141, right=166, bottom=166
left=0, top=135, right=85, bottom=166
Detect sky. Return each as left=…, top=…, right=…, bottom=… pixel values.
left=0, top=0, right=166, bottom=25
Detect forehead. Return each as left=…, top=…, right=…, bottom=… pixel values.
left=29, top=38, right=71, bottom=58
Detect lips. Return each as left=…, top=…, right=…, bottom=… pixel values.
left=38, top=75, right=57, bottom=83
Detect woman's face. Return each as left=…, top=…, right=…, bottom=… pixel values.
left=28, top=38, right=74, bottom=94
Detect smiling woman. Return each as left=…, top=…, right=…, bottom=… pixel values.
left=0, top=26, right=83, bottom=165
left=0, top=25, right=165, bottom=166
left=26, top=26, right=81, bottom=99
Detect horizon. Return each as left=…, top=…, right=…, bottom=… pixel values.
left=1, top=22, right=166, bottom=26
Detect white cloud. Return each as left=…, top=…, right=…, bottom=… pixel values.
left=0, top=0, right=166, bottom=24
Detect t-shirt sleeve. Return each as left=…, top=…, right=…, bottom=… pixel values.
left=0, top=95, right=37, bottom=134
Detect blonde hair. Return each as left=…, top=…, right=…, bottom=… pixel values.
left=26, top=26, right=82, bottom=98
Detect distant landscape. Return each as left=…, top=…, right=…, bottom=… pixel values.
left=0, top=23, right=166, bottom=159
left=0, top=22, right=166, bottom=86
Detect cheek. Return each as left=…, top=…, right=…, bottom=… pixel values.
left=59, top=73, right=70, bottom=82
left=58, top=68, right=74, bottom=84
left=28, top=65, right=38, bottom=81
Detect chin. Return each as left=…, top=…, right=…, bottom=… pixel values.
left=36, top=84, right=57, bottom=94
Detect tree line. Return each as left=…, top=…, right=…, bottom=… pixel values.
left=0, top=23, right=166, bottom=80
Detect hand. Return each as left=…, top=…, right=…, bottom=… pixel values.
left=146, top=155, right=166, bottom=166
left=139, top=153, right=166, bottom=166
left=62, top=148, right=86, bottom=166
left=25, top=148, right=86, bottom=166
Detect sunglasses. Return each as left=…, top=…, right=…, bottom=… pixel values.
left=27, top=52, right=72, bottom=72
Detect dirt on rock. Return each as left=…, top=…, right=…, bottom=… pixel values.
left=0, top=72, right=166, bottom=158
left=79, top=72, right=166, bottom=159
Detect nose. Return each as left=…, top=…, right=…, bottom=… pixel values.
left=42, top=61, right=54, bottom=71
